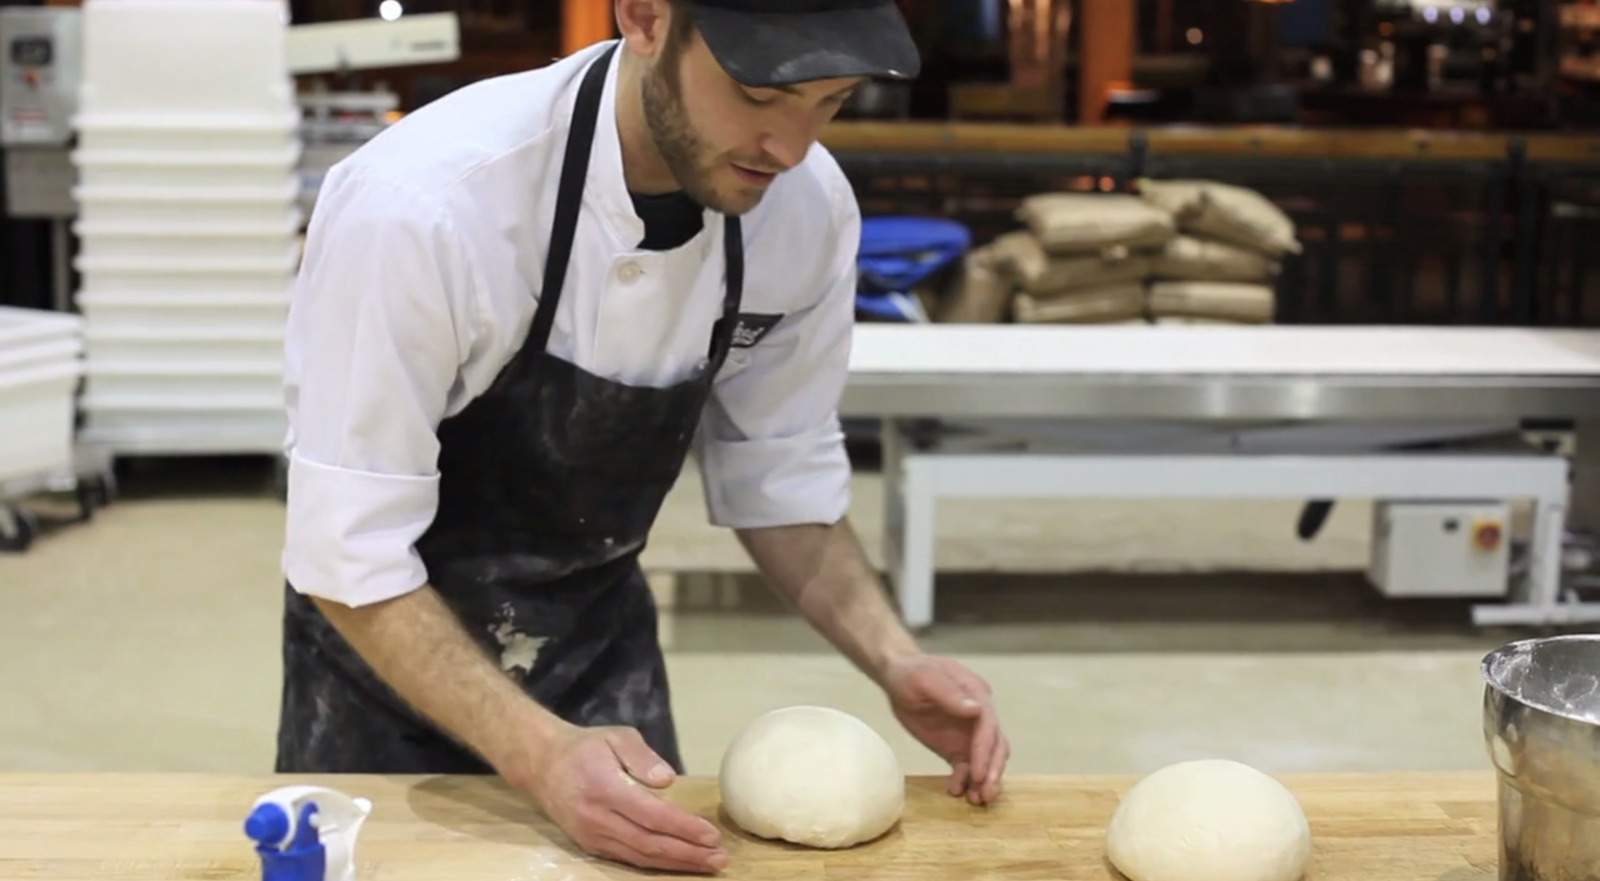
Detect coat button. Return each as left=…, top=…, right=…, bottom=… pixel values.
left=617, top=262, right=643, bottom=283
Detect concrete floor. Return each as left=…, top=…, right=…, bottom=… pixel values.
left=0, top=455, right=1535, bottom=780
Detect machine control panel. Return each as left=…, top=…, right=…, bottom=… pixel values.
left=0, top=8, right=81, bottom=147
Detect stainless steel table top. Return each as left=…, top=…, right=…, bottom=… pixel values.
left=840, top=326, right=1600, bottom=421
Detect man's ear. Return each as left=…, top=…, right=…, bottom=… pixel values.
left=615, top=0, right=673, bottom=58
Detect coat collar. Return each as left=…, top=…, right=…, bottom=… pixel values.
left=576, top=40, right=719, bottom=254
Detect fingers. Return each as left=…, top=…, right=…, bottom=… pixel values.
left=948, top=760, right=971, bottom=796
left=598, top=764, right=723, bottom=857
left=581, top=766, right=728, bottom=874
left=605, top=728, right=675, bottom=788
left=964, top=701, right=1000, bottom=801
left=978, top=735, right=1010, bottom=804
left=593, top=827, right=729, bottom=875
left=610, top=779, right=724, bottom=849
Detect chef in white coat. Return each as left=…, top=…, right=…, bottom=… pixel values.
left=276, top=0, right=1009, bottom=873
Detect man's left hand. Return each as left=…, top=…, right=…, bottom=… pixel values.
left=881, top=652, right=1008, bottom=806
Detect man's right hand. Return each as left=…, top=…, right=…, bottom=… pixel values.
left=520, top=723, right=729, bottom=874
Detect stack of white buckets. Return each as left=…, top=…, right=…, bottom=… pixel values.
left=70, top=0, right=300, bottom=453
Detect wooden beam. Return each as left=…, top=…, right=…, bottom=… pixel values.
left=562, top=0, right=614, bottom=57
left=815, top=121, right=1600, bottom=164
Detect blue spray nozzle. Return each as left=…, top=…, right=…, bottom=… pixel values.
left=251, top=803, right=325, bottom=881
left=244, top=802, right=290, bottom=846
left=245, top=786, right=372, bottom=881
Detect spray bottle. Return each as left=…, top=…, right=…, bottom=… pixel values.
left=243, top=786, right=374, bottom=881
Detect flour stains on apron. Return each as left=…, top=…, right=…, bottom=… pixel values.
left=489, top=604, right=548, bottom=676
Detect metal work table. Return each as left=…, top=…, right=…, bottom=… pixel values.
left=840, top=325, right=1600, bottom=629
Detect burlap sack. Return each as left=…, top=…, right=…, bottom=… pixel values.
left=1014, top=193, right=1176, bottom=256
left=1139, top=179, right=1301, bottom=258
left=936, top=245, right=1015, bottom=324
left=1148, top=281, right=1275, bottom=323
left=989, top=230, right=1154, bottom=295
left=1012, top=282, right=1148, bottom=324
left=1153, top=235, right=1281, bottom=284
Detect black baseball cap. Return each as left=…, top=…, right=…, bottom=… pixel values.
left=684, top=0, right=921, bottom=88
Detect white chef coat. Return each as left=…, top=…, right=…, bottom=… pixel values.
left=282, top=41, right=860, bottom=608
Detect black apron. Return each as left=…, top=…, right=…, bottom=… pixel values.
left=274, top=43, right=742, bottom=776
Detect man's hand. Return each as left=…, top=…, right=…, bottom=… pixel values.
left=882, top=653, right=1009, bottom=806
left=736, top=521, right=1009, bottom=804
left=310, top=591, right=725, bottom=874
left=519, top=723, right=728, bottom=874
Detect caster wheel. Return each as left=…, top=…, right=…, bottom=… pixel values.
left=0, top=507, right=39, bottom=553
left=75, top=474, right=117, bottom=522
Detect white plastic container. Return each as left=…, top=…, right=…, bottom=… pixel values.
left=75, top=212, right=301, bottom=263
left=0, top=337, right=83, bottom=375
left=75, top=210, right=302, bottom=240
left=83, top=327, right=284, bottom=366
left=75, top=177, right=300, bottom=227
left=74, top=115, right=301, bottom=155
left=75, top=119, right=300, bottom=155
left=84, top=362, right=282, bottom=401
left=73, top=143, right=301, bottom=190
left=0, top=305, right=84, bottom=352
left=78, top=0, right=293, bottom=119
left=76, top=246, right=301, bottom=295
left=76, top=291, right=289, bottom=335
left=78, top=232, right=299, bottom=263
left=0, top=361, right=84, bottom=483
left=80, top=399, right=287, bottom=455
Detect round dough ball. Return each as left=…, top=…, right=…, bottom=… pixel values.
left=1105, top=759, right=1312, bottom=881
left=719, top=705, right=904, bottom=849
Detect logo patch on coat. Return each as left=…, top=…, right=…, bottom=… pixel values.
left=730, top=313, right=783, bottom=348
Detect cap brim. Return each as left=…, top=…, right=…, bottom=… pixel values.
left=687, top=0, right=921, bottom=88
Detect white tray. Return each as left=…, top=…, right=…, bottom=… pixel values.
left=76, top=291, right=289, bottom=334
left=83, top=327, right=284, bottom=366
left=79, top=413, right=287, bottom=456
left=84, top=364, right=282, bottom=401
left=74, top=178, right=301, bottom=225
left=75, top=209, right=302, bottom=239
left=0, top=361, right=84, bottom=485
left=0, top=338, right=83, bottom=374
left=0, top=306, right=84, bottom=350
left=79, top=0, right=293, bottom=118
left=74, top=144, right=301, bottom=190
left=78, top=233, right=298, bottom=263
left=74, top=111, right=300, bottom=154
left=75, top=245, right=301, bottom=295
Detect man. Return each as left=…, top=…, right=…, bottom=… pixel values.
left=277, top=0, right=1009, bottom=873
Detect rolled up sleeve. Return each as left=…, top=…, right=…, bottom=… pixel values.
left=697, top=192, right=860, bottom=529
left=281, top=170, right=477, bottom=607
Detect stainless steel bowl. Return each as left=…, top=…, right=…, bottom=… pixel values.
left=1482, top=634, right=1600, bottom=881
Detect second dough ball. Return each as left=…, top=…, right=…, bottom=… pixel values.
left=719, top=705, right=904, bottom=849
left=1106, top=759, right=1312, bottom=881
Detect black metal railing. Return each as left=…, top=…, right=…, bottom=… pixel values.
left=831, top=136, right=1600, bottom=328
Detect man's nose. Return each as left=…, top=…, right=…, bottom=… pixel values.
left=758, top=112, right=823, bottom=171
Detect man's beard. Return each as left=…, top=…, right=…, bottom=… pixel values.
left=640, top=53, right=762, bottom=216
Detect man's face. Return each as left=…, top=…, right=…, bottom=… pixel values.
left=642, top=24, right=861, bottom=216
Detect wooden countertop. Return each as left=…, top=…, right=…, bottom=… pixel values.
left=0, top=772, right=1500, bottom=880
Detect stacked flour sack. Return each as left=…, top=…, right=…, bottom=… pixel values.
left=1137, top=179, right=1300, bottom=325
left=70, top=0, right=300, bottom=453
left=938, top=181, right=1299, bottom=325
